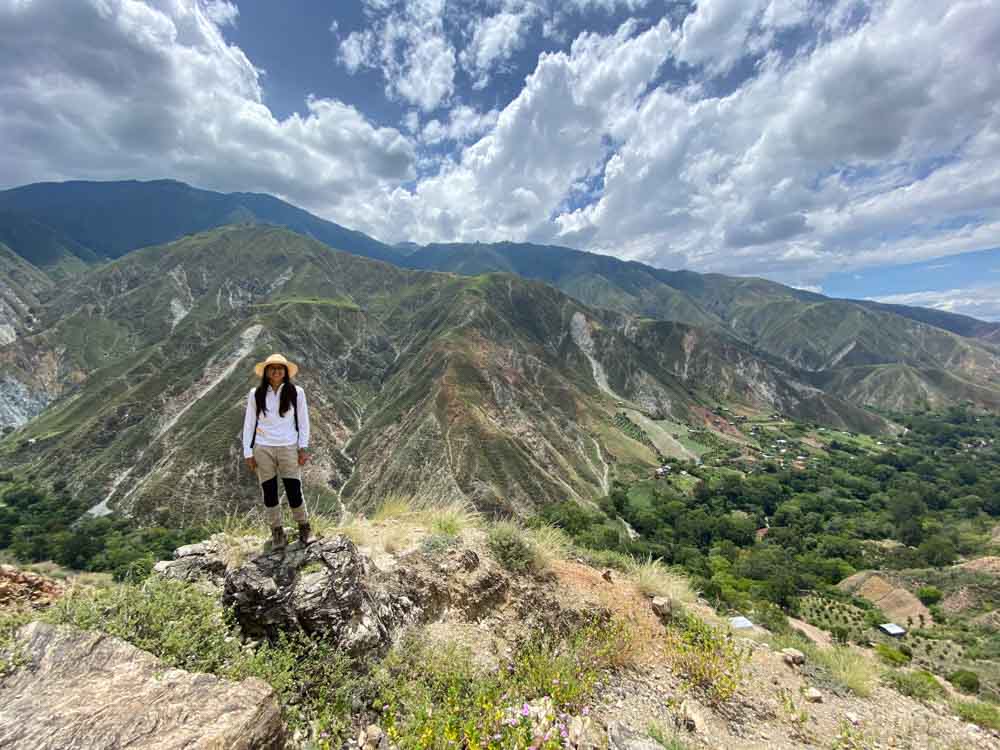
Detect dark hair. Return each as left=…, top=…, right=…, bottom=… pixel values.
left=254, top=365, right=296, bottom=418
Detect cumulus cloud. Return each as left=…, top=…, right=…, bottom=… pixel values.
left=0, top=0, right=415, bottom=225
left=338, top=0, right=456, bottom=111
left=460, top=7, right=538, bottom=88
left=420, top=105, right=499, bottom=144
left=3, top=0, right=999, bottom=294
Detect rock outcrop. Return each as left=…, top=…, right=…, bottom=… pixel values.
left=0, top=621, right=284, bottom=750
left=0, top=564, right=62, bottom=608
left=222, top=535, right=416, bottom=655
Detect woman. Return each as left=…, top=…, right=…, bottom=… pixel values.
left=242, top=353, right=312, bottom=550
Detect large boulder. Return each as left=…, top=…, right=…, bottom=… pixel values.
left=0, top=621, right=284, bottom=750
left=222, top=535, right=417, bottom=655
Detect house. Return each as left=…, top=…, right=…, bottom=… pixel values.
left=729, top=616, right=755, bottom=630
left=879, top=623, right=906, bottom=637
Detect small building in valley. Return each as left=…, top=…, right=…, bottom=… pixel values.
left=879, top=623, right=906, bottom=637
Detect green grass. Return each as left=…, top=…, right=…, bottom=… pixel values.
left=882, top=669, right=945, bottom=701
left=951, top=699, right=1000, bottom=731
left=374, top=619, right=629, bottom=749
left=4, top=577, right=359, bottom=747
left=647, top=721, right=691, bottom=749
left=664, top=614, right=750, bottom=704
left=768, top=633, right=877, bottom=698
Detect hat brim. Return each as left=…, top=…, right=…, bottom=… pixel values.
left=255, top=361, right=299, bottom=378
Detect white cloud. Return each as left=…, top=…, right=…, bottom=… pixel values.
left=872, top=286, right=1000, bottom=322
left=338, top=0, right=456, bottom=111
left=2, top=0, right=999, bottom=294
left=421, top=105, right=499, bottom=144
left=364, top=17, right=675, bottom=244
left=460, top=8, right=538, bottom=88
left=0, top=0, right=415, bottom=222
left=204, top=1, right=238, bottom=27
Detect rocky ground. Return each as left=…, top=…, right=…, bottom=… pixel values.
left=2, top=527, right=999, bottom=749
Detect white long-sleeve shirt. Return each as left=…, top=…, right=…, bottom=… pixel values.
left=242, top=384, right=310, bottom=458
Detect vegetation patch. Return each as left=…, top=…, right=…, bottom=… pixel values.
left=882, top=669, right=946, bottom=701
left=373, top=619, right=627, bottom=749
left=950, top=698, right=1000, bottom=731
left=488, top=521, right=538, bottom=573
left=663, top=614, right=749, bottom=704
left=11, top=576, right=361, bottom=746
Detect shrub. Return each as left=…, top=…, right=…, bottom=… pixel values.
left=374, top=619, right=626, bottom=748
left=916, top=586, right=942, bottom=606
left=808, top=645, right=876, bottom=698
left=947, top=670, right=981, bottom=694
left=663, top=615, right=749, bottom=704
left=420, top=533, right=458, bottom=554
left=874, top=644, right=910, bottom=666
left=951, top=699, right=1000, bottom=731
left=488, top=521, right=537, bottom=573
left=882, top=670, right=945, bottom=701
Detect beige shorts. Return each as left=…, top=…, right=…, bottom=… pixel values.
left=253, top=444, right=300, bottom=484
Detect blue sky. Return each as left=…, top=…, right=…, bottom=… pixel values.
left=1, top=0, right=999, bottom=318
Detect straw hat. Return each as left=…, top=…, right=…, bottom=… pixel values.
left=254, top=353, right=299, bottom=378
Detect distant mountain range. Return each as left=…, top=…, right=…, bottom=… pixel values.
left=1, top=180, right=999, bottom=519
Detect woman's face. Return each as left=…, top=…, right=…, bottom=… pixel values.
left=266, top=364, right=286, bottom=387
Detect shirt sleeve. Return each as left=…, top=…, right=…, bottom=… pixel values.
left=242, top=390, right=257, bottom=459
left=297, top=387, right=310, bottom=450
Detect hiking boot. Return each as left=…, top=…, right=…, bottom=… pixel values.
left=297, top=522, right=313, bottom=546
left=270, top=526, right=287, bottom=551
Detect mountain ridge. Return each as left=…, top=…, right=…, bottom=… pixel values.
left=0, top=225, right=896, bottom=523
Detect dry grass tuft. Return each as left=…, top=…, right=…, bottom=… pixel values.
left=371, top=495, right=417, bottom=523
left=526, top=524, right=573, bottom=569
left=418, top=499, right=480, bottom=537
left=627, top=555, right=698, bottom=604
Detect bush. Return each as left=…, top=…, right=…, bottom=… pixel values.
left=874, top=644, right=910, bottom=666
left=488, top=521, right=537, bottom=573
left=38, top=577, right=360, bottom=746
left=951, top=699, right=1000, bottom=731
left=663, top=615, right=749, bottom=704
left=374, top=619, right=626, bottom=748
left=882, top=670, right=945, bottom=701
left=916, top=586, right=943, bottom=606
left=947, top=670, right=981, bottom=694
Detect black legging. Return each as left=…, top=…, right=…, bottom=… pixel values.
left=261, top=477, right=304, bottom=508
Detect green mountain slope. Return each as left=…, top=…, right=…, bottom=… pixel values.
left=3, top=179, right=998, bottom=416
left=0, top=211, right=101, bottom=280
left=0, top=179, right=399, bottom=264
left=401, top=243, right=1000, bottom=409
left=0, top=226, right=889, bottom=524
left=853, top=299, right=1000, bottom=345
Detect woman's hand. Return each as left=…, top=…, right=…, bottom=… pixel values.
left=298, top=448, right=310, bottom=466
left=245, top=457, right=257, bottom=472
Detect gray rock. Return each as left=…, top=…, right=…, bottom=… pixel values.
left=155, top=538, right=228, bottom=585
left=651, top=596, right=680, bottom=624
left=782, top=647, right=806, bottom=666
left=607, top=720, right=663, bottom=749
left=0, top=621, right=283, bottom=750
left=677, top=698, right=708, bottom=733
left=804, top=687, right=823, bottom=703
left=222, top=534, right=416, bottom=656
